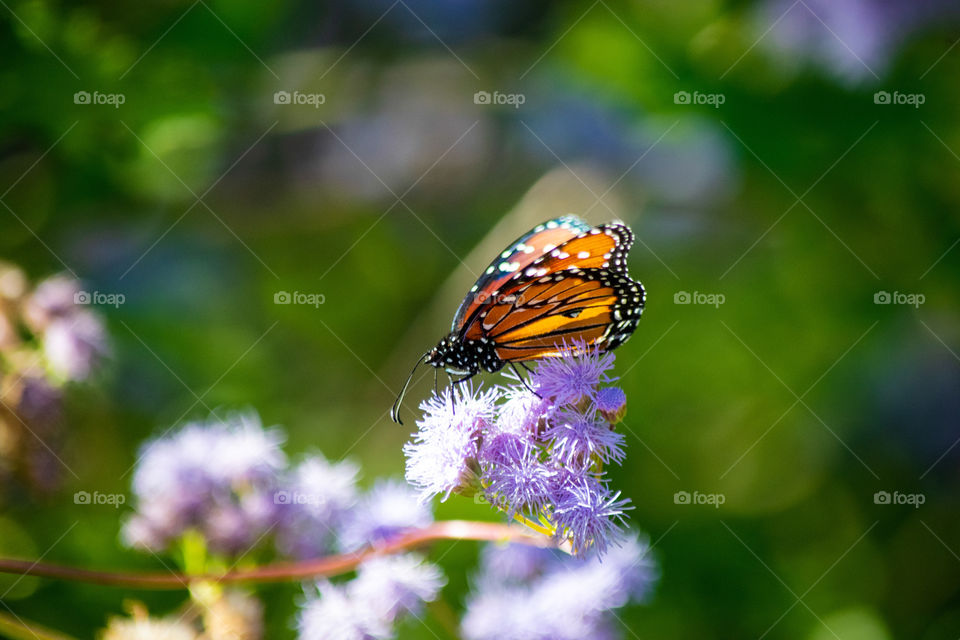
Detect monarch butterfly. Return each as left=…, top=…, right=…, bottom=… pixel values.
left=391, top=215, right=645, bottom=423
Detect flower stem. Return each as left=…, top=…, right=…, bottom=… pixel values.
left=510, top=512, right=555, bottom=538
left=0, top=520, right=555, bottom=590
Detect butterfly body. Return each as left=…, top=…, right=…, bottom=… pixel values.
left=391, top=215, right=645, bottom=423
left=425, top=334, right=503, bottom=376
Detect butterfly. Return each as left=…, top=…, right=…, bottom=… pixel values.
left=391, top=215, right=645, bottom=423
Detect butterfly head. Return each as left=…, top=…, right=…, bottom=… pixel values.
left=426, top=333, right=503, bottom=376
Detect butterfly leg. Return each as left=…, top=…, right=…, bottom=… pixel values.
left=509, top=362, right=542, bottom=398
left=446, top=372, right=475, bottom=414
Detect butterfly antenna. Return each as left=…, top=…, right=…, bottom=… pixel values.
left=391, top=352, right=428, bottom=425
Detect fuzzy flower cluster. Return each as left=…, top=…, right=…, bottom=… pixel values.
left=124, top=411, right=432, bottom=562
left=297, top=554, right=446, bottom=640
left=0, top=264, right=109, bottom=494
left=461, top=535, right=658, bottom=640
left=123, top=411, right=442, bottom=640
left=404, top=346, right=632, bottom=556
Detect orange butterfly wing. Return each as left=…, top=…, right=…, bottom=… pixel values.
left=460, top=222, right=644, bottom=361
left=451, top=216, right=591, bottom=334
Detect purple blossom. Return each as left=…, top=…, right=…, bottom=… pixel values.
left=403, top=383, right=498, bottom=502
left=297, top=553, right=445, bottom=640
left=544, top=408, right=625, bottom=467
left=461, top=534, right=658, bottom=640
left=276, top=454, right=360, bottom=559
left=20, top=275, right=110, bottom=382
left=530, top=347, right=616, bottom=406
left=481, top=434, right=553, bottom=516
left=403, top=344, right=633, bottom=558
left=123, top=411, right=286, bottom=557
left=22, top=275, right=82, bottom=328
left=337, top=479, right=433, bottom=552
left=753, top=0, right=960, bottom=84
left=595, top=387, right=626, bottom=419
left=493, top=387, right=548, bottom=439
left=552, top=475, right=631, bottom=557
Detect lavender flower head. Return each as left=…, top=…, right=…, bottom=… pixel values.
left=275, top=454, right=360, bottom=559
left=403, top=383, right=498, bottom=502
left=461, top=534, right=658, bottom=640
left=123, top=411, right=286, bottom=557
left=297, top=553, right=446, bottom=640
left=22, top=274, right=109, bottom=382
left=337, top=479, right=433, bottom=552
left=403, top=343, right=633, bottom=557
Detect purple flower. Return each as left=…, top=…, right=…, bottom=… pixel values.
left=493, top=387, right=548, bottom=439
left=552, top=475, right=631, bottom=557
left=404, top=345, right=634, bottom=558
left=753, top=0, right=960, bottom=84
left=43, top=311, right=109, bottom=382
left=461, top=534, right=658, bottom=640
left=403, top=383, right=498, bottom=502
left=480, top=434, right=553, bottom=516
left=530, top=345, right=616, bottom=406
left=123, top=411, right=286, bottom=557
left=297, top=553, right=445, bottom=640
left=475, top=542, right=554, bottom=585
left=544, top=409, right=625, bottom=467
left=349, top=554, right=446, bottom=621
left=595, top=387, right=626, bottom=421
left=297, top=581, right=376, bottom=640
left=337, top=479, right=432, bottom=552
left=22, top=275, right=82, bottom=329
left=19, top=275, right=109, bottom=382
left=275, top=454, right=359, bottom=559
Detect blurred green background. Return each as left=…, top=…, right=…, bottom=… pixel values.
left=2, top=0, right=960, bottom=637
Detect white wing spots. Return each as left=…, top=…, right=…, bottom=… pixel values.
left=543, top=243, right=556, bottom=252
left=470, top=285, right=478, bottom=292
left=498, top=261, right=520, bottom=272
left=602, top=262, right=610, bottom=268
left=590, top=229, right=600, bottom=235
left=501, top=250, right=512, bottom=259
left=523, top=245, right=535, bottom=254
left=485, top=266, right=495, bottom=275
left=524, top=267, right=537, bottom=277
left=577, top=250, right=590, bottom=259
left=546, top=220, right=559, bottom=229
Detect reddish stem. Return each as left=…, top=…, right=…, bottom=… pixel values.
left=0, top=520, right=553, bottom=590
